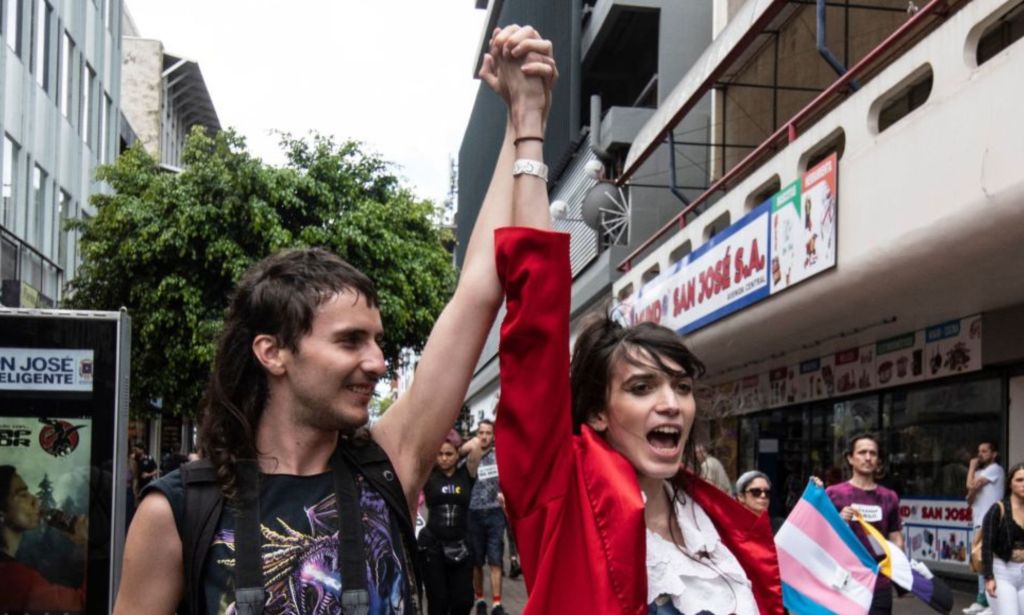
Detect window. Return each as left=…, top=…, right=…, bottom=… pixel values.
left=81, top=62, right=95, bottom=145
left=100, top=94, right=111, bottom=162
left=1, top=233, right=17, bottom=284
left=31, top=165, right=47, bottom=249
left=56, top=189, right=69, bottom=267
left=2, top=135, right=18, bottom=230
left=885, top=378, right=1003, bottom=498
left=60, top=30, right=73, bottom=117
left=977, top=1, right=1024, bottom=65
left=32, top=0, right=51, bottom=91
left=4, top=0, right=21, bottom=56
left=704, top=211, right=731, bottom=241
left=876, top=68, right=933, bottom=133
left=641, top=264, right=660, bottom=284
left=669, top=241, right=692, bottom=265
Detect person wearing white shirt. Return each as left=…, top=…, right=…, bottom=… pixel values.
left=966, top=441, right=1005, bottom=615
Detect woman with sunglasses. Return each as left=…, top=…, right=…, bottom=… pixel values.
left=736, top=471, right=783, bottom=534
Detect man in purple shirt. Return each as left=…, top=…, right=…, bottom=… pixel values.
left=826, top=433, right=905, bottom=615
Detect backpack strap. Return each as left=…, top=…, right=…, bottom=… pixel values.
left=180, top=460, right=223, bottom=615
left=231, top=460, right=265, bottom=615
left=331, top=448, right=371, bottom=615
left=340, top=437, right=422, bottom=610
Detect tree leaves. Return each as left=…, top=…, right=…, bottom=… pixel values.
left=66, top=127, right=456, bottom=418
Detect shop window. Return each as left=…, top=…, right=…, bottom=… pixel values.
left=4, top=0, right=22, bottom=56
left=669, top=240, right=692, bottom=265
left=704, top=211, right=731, bottom=242
left=976, top=1, right=1024, bottom=65
left=745, top=174, right=781, bottom=211
left=884, top=378, right=1003, bottom=499
left=875, top=66, right=933, bottom=134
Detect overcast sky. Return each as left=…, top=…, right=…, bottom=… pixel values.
left=127, top=1, right=487, bottom=206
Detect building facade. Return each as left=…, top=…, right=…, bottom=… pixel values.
left=459, top=0, right=1024, bottom=577
left=1, top=0, right=124, bottom=307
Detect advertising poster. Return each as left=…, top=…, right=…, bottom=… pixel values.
left=832, top=344, right=876, bottom=396
left=900, top=498, right=972, bottom=567
left=0, top=416, right=91, bottom=614
left=875, top=331, right=926, bottom=388
left=767, top=365, right=798, bottom=408
left=794, top=354, right=837, bottom=403
left=923, top=315, right=982, bottom=379
left=0, top=348, right=95, bottom=393
left=768, top=180, right=802, bottom=293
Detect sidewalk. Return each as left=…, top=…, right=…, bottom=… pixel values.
left=485, top=576, right=974, bottom=614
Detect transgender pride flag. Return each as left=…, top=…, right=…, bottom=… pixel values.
left=775, top=481, right=880, bottom=615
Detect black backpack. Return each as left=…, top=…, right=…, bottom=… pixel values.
left=179, top=437, right=420, bottom=615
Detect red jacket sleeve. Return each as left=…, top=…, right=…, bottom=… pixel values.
left=493, top=227, right=574, bottom=521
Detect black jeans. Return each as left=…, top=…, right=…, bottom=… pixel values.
left=419, top=540, right=474, bottom=615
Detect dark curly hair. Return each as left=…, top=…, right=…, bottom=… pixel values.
left=197, top=248, right=379, bottom=501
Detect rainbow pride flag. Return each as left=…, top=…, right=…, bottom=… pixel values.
left=775, top=482, right=879, bottom=614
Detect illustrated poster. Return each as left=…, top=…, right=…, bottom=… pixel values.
left=0, top=416, right=92, bottom=614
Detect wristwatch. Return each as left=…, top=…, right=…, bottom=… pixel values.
left=513, top=159, right=549, bottom=182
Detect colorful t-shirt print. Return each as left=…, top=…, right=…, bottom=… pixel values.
left=150, top=469, right=411, bottom=615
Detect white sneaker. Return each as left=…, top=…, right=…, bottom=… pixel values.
left=963, top=604, right=985, bottom=615
left=977, top=608, right=993, bottom=615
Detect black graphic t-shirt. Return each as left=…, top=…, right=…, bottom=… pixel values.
left=148, top=469, right=412, bottom=614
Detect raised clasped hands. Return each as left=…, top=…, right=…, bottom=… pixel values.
left=479, top=25, right=558, bottom=137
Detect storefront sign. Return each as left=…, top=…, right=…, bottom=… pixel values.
left=623, top=155, right=839, bottom=334
left=900, top=497, right=973, bottom=567
left=717, top=315, right=982, bottom=412
left=627, top=203, right=770, bottom=334
left=0, top=348, right=95, bottom=392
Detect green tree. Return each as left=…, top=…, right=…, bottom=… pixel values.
left=67, top=128, right=456, bottom=418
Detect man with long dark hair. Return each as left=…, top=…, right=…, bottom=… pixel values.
left=826, top=433, right=905, bottom=615
left=113, top=28, right=558, bottom=614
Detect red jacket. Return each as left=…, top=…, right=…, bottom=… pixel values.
left=494, top=227, right=783, bottom=614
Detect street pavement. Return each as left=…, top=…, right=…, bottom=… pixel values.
left=477, top=564, right=975, bottom=614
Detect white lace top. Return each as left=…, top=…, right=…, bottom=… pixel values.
left=646, top=487, right=759, bottom=614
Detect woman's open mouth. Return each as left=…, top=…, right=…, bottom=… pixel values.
left=646, top=426, right=682, bottom=452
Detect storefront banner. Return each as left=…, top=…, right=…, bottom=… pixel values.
left=0, top=348, right=95, bottom=392
left=874, top=331, right=925, bottom=388
left=792, top=354, right=837, bottom=404
left=768, top=365, right=798, bottom=407
left=737, top=373, right=769, bottom=413
left=626, top=202, right=770, bottom=334
left=832, top=344, right=876, bottom=396
left=900, top=498, right=972, bottom=566
left=923, top=315, right=982, bottom=379
left=714, top=315, right=982, bottom=411
left=0, top=416, right=92, bottom=613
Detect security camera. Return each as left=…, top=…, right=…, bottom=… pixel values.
left=584, top=160, right=605, bottom=180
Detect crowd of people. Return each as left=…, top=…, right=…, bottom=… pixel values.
left=2, top=20, right=1014, bottom=615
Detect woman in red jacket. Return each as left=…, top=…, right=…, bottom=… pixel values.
left=484, top=25, right=783, bottom=615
